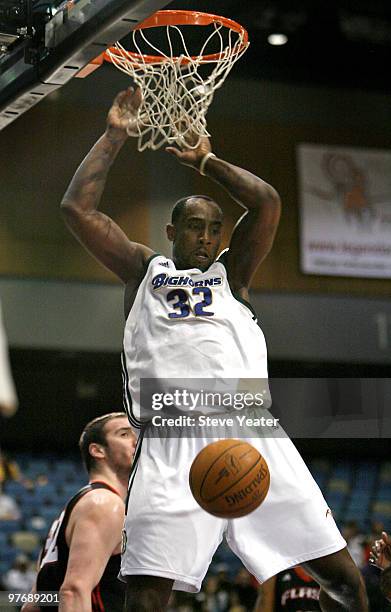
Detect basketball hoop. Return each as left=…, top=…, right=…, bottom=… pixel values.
left=102, top=10, right=249, bottom=151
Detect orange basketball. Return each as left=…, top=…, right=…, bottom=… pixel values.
left=189, top=439, right=270, bottom=519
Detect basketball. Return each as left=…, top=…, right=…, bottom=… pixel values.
left=189, top=439, right=270, bottom=519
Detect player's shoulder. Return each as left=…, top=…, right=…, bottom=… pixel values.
left=125, top=246, right=158, bottom=284
left=124, top=250, right=164, bottom=315
left=71, top=486, right=124, bottom=520
left=65, top=486, right=124, bottom=546
left=136, top=248, right=161, bottom=279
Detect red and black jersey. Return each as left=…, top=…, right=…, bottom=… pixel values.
left=36, top=481, right=125, bottom=611
left=274, top=567, right=320, bottom=611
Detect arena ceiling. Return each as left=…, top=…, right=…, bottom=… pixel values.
left=169, top=0, right=391, bottom=93
left=1, top=0, right=390, bottom=129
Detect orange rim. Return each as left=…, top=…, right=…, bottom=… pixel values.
left=103, top=9, right=249, bottom=65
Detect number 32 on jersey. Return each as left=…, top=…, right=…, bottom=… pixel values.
left=167, top=287, right=214, bottom=319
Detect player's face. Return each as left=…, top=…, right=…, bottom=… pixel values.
left=169, top=198, right=223, bottom=271
left=103, top=417, right=137, bottom=474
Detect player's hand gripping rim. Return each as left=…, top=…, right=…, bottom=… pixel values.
left=166, top=134, right=213, bottom=173
left=106, top=87, right=142, bottom=138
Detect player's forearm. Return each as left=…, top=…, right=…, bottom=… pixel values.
left=59, top=585, right=92, bottom=612
left=203, top=156, right=280, bottom=211
left=61, top=128, right=127, bottom=216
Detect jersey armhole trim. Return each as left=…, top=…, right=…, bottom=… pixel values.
left=232, top=292, right=258, bottom=321
left=216, top=249, right=258, bottom=321
left=145, top=253, right=161, bottom=269
left=89, top=481, right=122, bottom=499
left=216, top=248, right=229, bottom=266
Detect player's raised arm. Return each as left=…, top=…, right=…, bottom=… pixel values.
left=61, top=88, right=154, bottom=284
left=166, top=137, right=281, bottom=297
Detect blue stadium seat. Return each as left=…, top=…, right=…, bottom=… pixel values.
left=375, top=489, right=391, bottom=501
left=0, top=520, right=22, bottom=534
left=34, top=482, right=57, bottom=496
left=371, top=512, right=391, bottom=524
left=39, top=507, right=60, bottom=524
left=59, top=483, right=79, bottom=498
left=3, top=481, right=26, bottom=495
left=0, top=547, right=18, bottom=567
left=311, top=471, right=327, bottom=489
left=325, top=491, right=347, bottom=505
left=23, top=462, right=50, bottom=478
left=331, top=462, right=353, bottom=479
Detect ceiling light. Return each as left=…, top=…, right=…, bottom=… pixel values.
left=267, top=33, right=288, bottom=46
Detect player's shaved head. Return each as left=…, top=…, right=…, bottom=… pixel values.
left=167, top=195, right=223, bottom=271
left=171, top=195, right=222, bottom=226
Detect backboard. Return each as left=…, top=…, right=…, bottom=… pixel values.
left=0, top=0, right=172, bottom=130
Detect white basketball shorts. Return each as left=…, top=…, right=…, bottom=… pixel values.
left=120, top=416, right=346, bottom=592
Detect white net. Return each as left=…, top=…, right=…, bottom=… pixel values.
left=107, top=17, right=249, bottom=151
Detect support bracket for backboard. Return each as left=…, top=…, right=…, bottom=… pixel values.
left=0, top=0, right=172, bottom=131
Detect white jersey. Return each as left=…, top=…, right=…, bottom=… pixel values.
left=122, top=252, right=268, bottom=427
left=120, top=254, right=346, bottom=592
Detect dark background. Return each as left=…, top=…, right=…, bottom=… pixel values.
left=168, top=0, right=391, bottom=93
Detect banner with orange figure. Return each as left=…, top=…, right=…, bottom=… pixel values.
left=297, top=143, right=391, bottom=278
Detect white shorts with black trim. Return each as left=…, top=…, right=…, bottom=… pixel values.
left=120, top=423, right=346, bottom=592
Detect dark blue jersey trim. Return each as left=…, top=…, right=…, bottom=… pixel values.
left=121, top=351, right=141, bottom=429
left=125, top=431, right=143, bottom=514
